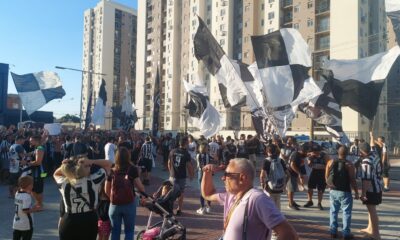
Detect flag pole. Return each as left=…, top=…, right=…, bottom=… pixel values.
left=310, top=51, right=315, bottom=141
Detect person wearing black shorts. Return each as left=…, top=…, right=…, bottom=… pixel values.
left=139, top=137, right=153, bottom=185
left=304, top=142, right=330, bottom=210
left=28, top=135, right=45, bottom=210
left=168, top=137, right=194, bottom=215
left=359, top=137, right=383, bottom=240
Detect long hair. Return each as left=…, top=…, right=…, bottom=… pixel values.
left=61, top=155, right=88, bottom=185
left=114, top=147, right=132, bottom=172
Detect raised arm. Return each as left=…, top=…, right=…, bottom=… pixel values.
left=201, top=164, right=220, bottom=202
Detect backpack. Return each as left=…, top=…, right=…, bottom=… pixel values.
left=110, top=167, right=135, bottom=205
left=326, top=159, right=348, bottom=190
left=266, top=157, right=286, bottom=192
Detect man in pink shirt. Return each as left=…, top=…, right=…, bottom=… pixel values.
left=201, top=158, right=298, bottom=240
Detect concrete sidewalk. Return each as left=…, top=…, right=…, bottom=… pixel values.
left=0, top=163, right=399, bottom=240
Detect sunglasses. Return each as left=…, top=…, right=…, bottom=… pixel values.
left=223, top=172, right=241, bottom=178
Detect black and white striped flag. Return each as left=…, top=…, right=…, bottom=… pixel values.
left=299, top=71, right=350, bottom=144
left=193, top=16, right=247, bottom=108
left=183, top=81, right=222, bottom=139
left=323, top=46, right=400, bottom=120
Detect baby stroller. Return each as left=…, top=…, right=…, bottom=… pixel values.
left=137, top=180, right=186, bottom=240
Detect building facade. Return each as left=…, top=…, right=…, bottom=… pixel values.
left=136, top=0, right=396, bottom=142
left=81, top=0, right=137, bottom=130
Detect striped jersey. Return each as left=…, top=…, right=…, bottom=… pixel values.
left=55, top=168, right=106, bottom=214
left=140, top=142, right=153, bottom=160
left=0, top=139, right=10, bottom=167
left=361, top=152, right=383, bottom=193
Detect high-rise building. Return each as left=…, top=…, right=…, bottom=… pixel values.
left=136, top=0, right=395, bottom=141
left=81, top=0, right=137, bottom=130
left=259, top=0, right=388, bottom=140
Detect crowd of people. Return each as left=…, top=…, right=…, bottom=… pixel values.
left=0, top=124, right=390, bottom=240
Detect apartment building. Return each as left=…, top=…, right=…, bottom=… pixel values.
left=136, top=0, right=396, bottom=141
left=137, top=0, right=244, bottom=132
left=260, top=0, right=389, bottom=140
left=81, top=0, right=137, bottom=130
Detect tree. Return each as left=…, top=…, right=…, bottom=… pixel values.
left=58, top=114, right=80, bottom=123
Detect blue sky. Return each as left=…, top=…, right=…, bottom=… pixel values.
left=0, top=0, right=138, bottom=118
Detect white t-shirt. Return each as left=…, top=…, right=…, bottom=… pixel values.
left=104, top=143, right=116, bottom=163
left=13, top=191, right=33, bottom=231
left=188, top=141, right=197, bottom=160
left=9, top=144, right=25, bottom=174
left=209, top=142, right=220, bottom=159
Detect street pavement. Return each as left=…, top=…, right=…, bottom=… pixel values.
left=0, top=159, right=399, bottom=240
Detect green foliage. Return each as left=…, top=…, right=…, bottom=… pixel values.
left=58, top=114, right=80, bottom=123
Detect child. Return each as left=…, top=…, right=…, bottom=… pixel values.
left=97, top=183, right=111, bottom=240
left=13, top=175, right=41, bottom=240
left=196, top=144, right=211, bottom=215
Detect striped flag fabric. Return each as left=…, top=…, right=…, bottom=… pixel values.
left=91, top=79, right=107, bottom=126
left=299, top=71, right=350, bottom=144
left=151, top=68, right=161, bottom=137
left=323, top=45, right=400, bottom=120
left=120, top=79, right=137, bottom=131
left=249, top=29, right=321, bottom=137
left=194, top=16, right=247, bottom=108
left=386, top=0, right=400, bottom=45
left=251, top=28, right=312, bottom=109
left=11, top=71, right=66, bottom=115
left=183, top=81, right=222, bottom=139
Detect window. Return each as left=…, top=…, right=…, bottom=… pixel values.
left=220, top=39, right=225, bottom=45
left=268, top=28, right=274, bottom=33
left=261, top=3, right=265, bottom=10
left=294, top=23, right=299, bottom=29
left=268, top=12, right=275, bottom=20
left=269, top=0, right=274, bottom=3
left=294, top=5, right=300, bottom=12
left=307, top=1, right=313, bottom=8
left=307, top=19, right=313, bottom=27
left=261, top=19, right=264, bottom=26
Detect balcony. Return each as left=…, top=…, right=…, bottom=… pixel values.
left=316, top=1, right=330, bottom=14
left=282, top=0, right=293, bottom=8
left=316, top=23, right=330, bottom=34
left=283, top=15, right=293, bottom=24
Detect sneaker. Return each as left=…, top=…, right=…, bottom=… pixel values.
left=293, top=201, right=301, bottom=208
left=176, top=210, right=182, bottom=216
left=196, top=207, right=205, bottom=215
left=288, top=204, right=300, bottom=210
left=383, top=187, right=390, bottom=192
left=343, top=234, right=354, bottom=240
left=205, top=206, right=211, bottom=213
left=303, top=201, right=314, bottom=208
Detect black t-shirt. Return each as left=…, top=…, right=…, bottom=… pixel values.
left=118, top=141, right=133, bottom=150
left=170, top=147, right=191, bottom=179
left=288, top=151, right=306, bottom=177
left=72, top=142, right=88, bottom=156
left=246, top=139, right=259, bottom=155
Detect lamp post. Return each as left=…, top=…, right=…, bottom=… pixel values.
left=55, top=66, right=106, bottom=129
